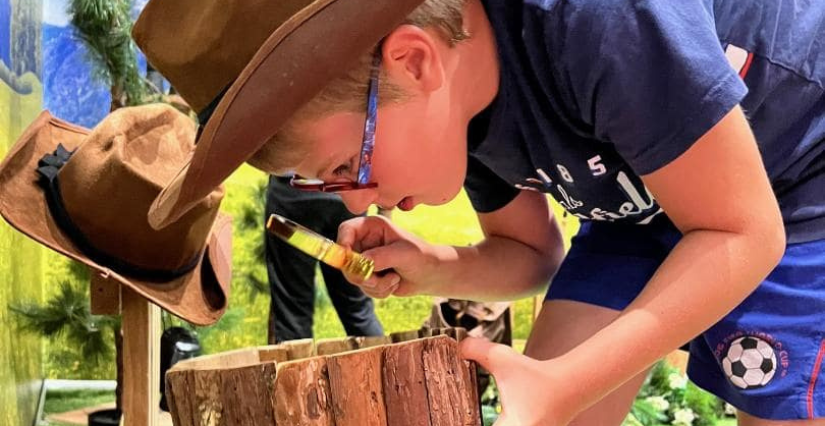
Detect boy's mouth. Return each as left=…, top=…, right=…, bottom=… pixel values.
left=398, top=196, right=415, bottom=212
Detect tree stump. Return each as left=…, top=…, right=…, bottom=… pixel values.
left=165, top=330, right=481, bottom=426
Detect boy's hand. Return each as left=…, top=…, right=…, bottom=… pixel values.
left=338, top=215, right=438, bottom=298
left=460, top=338, right=581, bottom=426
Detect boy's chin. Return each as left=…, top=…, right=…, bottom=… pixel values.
left=427, top=185, right=464, bottom=207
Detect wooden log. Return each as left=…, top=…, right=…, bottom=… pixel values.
left=327, top=347, right=387, bottom=426
left=423, top=336, right=481, bottom=426
left=280, top=338, right=315, bottom=360
left=383, top=339, right=430, bottom=426
left=219, top=363, right=278, bottom=425
left=316, top=337, right=355, bottom=356
left=351, top=335, right=392, bottom=349
left=172, top=347, right=261, bottom=371
left=165, top=367, right=192, bottom=426
left=441, top=328, right=479, bottom=422
left=259, top=346, right=290, bottom=364
left=166, top=362, right=277, bottom=426
left=460, top=359, right=481, bottom=424
left=445, top=327, right=468, bottom=342
left=165, top=331, right=482, bottom=426
left=275, top=357, right=334, bottom=426
left=390, top=329, right=424, bottom=343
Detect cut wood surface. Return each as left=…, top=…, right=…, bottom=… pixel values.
left=281, top=338, right=314, bottom=360
left=316, top=337, right=355, bottom=356
left=352, top=335, right=392, bottom=349
left=259, top=346, right=290, bottom=364
left=390, top=329, right=425, bottom=343
left=171, top=347, right=263, bottom=372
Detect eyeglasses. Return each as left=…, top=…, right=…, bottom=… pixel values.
left=290, top=49, right=382, bottom=193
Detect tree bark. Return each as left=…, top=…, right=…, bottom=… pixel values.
left=275, top=358, right=334, bottom=425
left=383, top=339, right=430, bottom=426
left=327, top=347, right=387, bottom=426
left=164, top=330, right=481, bottom=426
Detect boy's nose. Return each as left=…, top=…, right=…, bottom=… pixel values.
left=339, top=190, right=376, bottom=215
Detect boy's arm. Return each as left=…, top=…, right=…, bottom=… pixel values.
left=425, top=189, right=566, bottom=300
left=462, top=106, right=786, bottom=425
left=338, top=189, right=565, bottom=301
left=562, top=105, right=784, bottom=408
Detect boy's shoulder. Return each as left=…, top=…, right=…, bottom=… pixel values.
left=509, top=0, right=707, bottom=27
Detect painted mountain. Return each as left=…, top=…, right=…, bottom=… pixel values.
left=42, top=22, right=109, bottom=128
left=42, top=0, right=152, bottom=128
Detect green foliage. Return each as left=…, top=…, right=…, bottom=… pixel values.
left=43, top=389, right=115, bottom=416
left=10, top=278, right=119, bottom=364
left=232, top=176, right=269, bottom=302
left=631, top=362, right=725, bottom=426
left=684, top=382, right=725, bottom=426
left=629, top=398, right=669, bottom=426
left=68, top=0, right=147, bottom=108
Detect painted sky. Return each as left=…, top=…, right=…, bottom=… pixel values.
left=0, top=0, right=10, bottom=66
left=43, top=0, right=155, bottom=127
left=43, top=0, right=150, bottom=27
left=42, top=0, right=69, bottom=26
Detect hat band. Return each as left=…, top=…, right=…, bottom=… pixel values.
left=196, top=85, right=230, bottom=142
left=37, top=144, right=202, bottom=283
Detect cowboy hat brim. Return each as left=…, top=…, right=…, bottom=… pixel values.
left=0, top=111, right=231, bottom=326
left=142, top=0, right=426, bottom=229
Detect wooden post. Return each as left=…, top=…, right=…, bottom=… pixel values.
left=121, top=287, right=161, bottom=426
left=91, top=273, right=161, bottom=426
left=90, top=273, right=121, bottom=316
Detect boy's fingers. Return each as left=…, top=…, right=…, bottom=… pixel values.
left=360, top=271, right=400, bottom=294
left=361, top=246, right=400, bottom=273
left=459, top=338, right=517, bottom=376
left=337, top=220, right=359, bottom=249
left=362, top=276, right=400, bottom=299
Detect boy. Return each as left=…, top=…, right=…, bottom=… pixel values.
left=135, top=0, right=824, bottom=424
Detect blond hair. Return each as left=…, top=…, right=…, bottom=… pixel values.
left=247, top=0, right=469, bottom=173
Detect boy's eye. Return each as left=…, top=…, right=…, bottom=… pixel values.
left=332, top=159, right=353, bottom=178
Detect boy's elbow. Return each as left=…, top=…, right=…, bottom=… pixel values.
left=750, top=207, right=786, bottom=272
left=534, top=242, right=565, bottom=290
left=762, top=216, right=786, bottom=270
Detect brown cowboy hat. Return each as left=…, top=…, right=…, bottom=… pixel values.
left=132, top=0, right=426, bottom=229
left=0, top=104, right=232, bottom=326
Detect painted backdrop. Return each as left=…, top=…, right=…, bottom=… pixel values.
left=0, top=0, right=45, bottom=424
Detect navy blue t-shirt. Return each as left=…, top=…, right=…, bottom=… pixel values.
left=466, top=0, right=825, bottom=243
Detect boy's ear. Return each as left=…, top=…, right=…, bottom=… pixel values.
left=382, top=25, right=444, bottom=93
